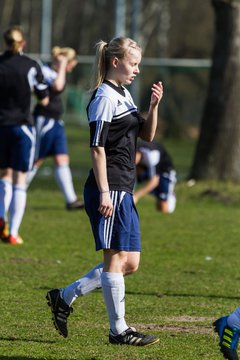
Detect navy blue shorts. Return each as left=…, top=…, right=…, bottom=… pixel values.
left=153, top=170, right=177, bottom=201
left=34, top=116, right=68, bottom=160
left=84, top=187, right=141, bottom=252
left=0, top=125, right=36, bottom=172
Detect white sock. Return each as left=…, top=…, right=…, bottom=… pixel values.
left=0, top=179, right=12, bottom=219
left=63, top=263, right=103, bottom=306
left=54, top=164, right=77, bottom=204
left=168, top=193, right=176, bottom=213
left=9, top=185, right=27, bottom=237
left=101, top=272, right=128, bottom=335
left=228, top=307, right=240, bottom=328
left=26, top=165, right=39, bottom=188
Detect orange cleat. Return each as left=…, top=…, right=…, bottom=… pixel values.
left=3, top=234, right=24, bottom=245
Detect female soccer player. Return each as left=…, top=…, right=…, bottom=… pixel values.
left=27, top=46, right=84, bottom=210
left=0, top=25, right=49, bottom=245
left=46, top=36, right=163, bottom=346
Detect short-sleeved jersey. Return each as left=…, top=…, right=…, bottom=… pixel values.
left=85, top=80, right=145, bottom=193
left=34, top=64, right=64, bottom=119
left=137, top=141, right=174, bottom=178
left=0, top=51, right=48, bottom=126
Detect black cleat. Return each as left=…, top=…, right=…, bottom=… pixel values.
left=46, top=288, right=73, bottom=338
left=66, top=199, right=85, bottom=211
left=109, top=327, right=159, bottom=346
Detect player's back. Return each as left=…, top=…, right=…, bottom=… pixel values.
left=0, top=51, right=37, bottom=125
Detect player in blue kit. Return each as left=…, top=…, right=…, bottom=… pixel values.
left=0, top=25, right=49, bottom=245
left=134, top=141, right=177, bottom=213
left=214, top=310, right=240, bottom=360
left=27, top=46, right=84, bottom=210
left=46, top=36, right=163, bottom=345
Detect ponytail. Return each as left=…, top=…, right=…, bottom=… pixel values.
left=90, top=40, right=108, bottom=91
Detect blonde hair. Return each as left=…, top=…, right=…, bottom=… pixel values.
left=51, top=46, right=77, bottom=64
left=3, top=25, right=25, bottom=54
left=90, top=36, right=141, bottom=91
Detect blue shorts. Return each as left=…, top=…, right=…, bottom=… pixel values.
left=34, top=116, right=68, bottom=160
left=84, top=187, right=141, bottom=252
left=153, top=170, right=177, bottom=201
left=0, top=125, right=36, bottom=172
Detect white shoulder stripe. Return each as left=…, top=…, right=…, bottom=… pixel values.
left=92, top=120, right=104, bottom=146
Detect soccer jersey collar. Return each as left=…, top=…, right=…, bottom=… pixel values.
left=103, top=80, right=125, bottom=97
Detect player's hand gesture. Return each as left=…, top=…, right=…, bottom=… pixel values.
left=150, top=81, right=163, bottom=107
left=56, top=55, right=68, bottom=69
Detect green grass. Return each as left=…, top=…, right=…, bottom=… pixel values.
left=1, top=121, right=240, bottom=359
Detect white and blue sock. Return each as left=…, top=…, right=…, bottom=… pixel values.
left=101, top=272, right=128, bottom=335
left=0, top=179, right=13, bottom=219
left=26, top=165, right=39, bottom=188
left=63, top=263, right=103, bottom=306
left=9, top=185, right=27, bottom=237
left=54, top=164, right=77, bottom=204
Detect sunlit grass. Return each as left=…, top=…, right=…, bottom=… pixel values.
left=0, top=123, right=239, bottom=359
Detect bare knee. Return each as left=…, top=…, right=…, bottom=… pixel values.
left=124, top=263, right=139, bottom=275
left=54, top=154, right=69, bottom=166
left=156, top=200, right=169, bottom=213
left=1, top=168, right=13, bottom=183
left=103, top=250, right=140, bottom=275
left=124, top=254, right=140, bottom=276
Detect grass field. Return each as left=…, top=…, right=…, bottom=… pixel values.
left=1, top=121, right=240, bottom=359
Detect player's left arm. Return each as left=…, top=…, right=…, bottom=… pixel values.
left=139, top=81, right=163, bottom=142
left=52, top=55, right=68, bottom=91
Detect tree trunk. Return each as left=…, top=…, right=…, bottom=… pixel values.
left=189, top=0, right=240, bottom=181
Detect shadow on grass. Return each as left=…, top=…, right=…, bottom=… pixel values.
left=126, top=290, right=240, bottom=300
left=0, top=336, right=56, bottom=344
left=26, top=206, right=64, bottom=211
left=0, top=357, right=46, bottom=360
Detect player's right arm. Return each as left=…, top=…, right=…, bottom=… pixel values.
left=88, top=95, right=115, bottom=217
left=91, top=146, right=113, bottom=218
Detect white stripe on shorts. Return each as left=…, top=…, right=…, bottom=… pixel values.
left=38, top=117, right=55, bottom=138
left=35, top=116, right=55, bottom=159
left=104, top=191, right=117, bottom=248
left=21, top=125, right=36, bottom=171
left=103, top=191, right=127, bottom=248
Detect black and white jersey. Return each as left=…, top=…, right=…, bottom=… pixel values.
left=0, top=51, right=48, bottom=126
left=85, top=80, right=145, bottom=193
left=34, top=64, right=64, bottom=119
left=137, top=140, right=174, bottom=178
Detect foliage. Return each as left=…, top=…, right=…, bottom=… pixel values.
left=0, top=0, right=214, bottom=58
left=0, top=1, right=215, bottom=138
